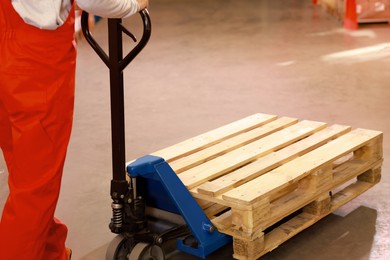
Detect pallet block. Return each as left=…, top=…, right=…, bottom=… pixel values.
left=140, top=113, right=383, bottom=259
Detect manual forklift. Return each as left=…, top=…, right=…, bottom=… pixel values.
left=81, top=10, right=232, bottom=259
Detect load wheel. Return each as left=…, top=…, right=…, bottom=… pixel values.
left=106, top=235, right=165, bottom=260
left=129, top=242, right=165, bottom=260
left=106, top=235, right=133, bottom=260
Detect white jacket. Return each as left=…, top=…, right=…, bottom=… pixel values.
left=11, top=0, right=141, bottom=30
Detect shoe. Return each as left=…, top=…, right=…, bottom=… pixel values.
left=66, top=248, right=72, bottom=260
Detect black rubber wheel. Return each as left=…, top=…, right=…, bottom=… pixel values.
left=129, top=242, right=165, bottom=260
left=106, top=235, right=133, bottom=260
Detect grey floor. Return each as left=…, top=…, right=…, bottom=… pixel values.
left=1, top=0, right=390, bottom=259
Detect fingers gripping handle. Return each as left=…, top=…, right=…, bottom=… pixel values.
left=80, top=10, right=152, bottom=71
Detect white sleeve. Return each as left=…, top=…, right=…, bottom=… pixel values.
left=11, top=0, right=72, bottom=30
left=11, top=0, right=141, bottom=30
left=76, top=0, right=140, bottom=19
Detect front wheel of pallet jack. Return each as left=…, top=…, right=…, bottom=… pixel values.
left=106, top=235, right=133, bottom=260
left=129, top=242, right=165, bottom=260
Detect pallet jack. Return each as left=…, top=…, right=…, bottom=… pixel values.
left=81, top=10, right=232, bottom=259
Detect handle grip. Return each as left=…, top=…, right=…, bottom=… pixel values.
left=81, top=9, right=152, bottom=71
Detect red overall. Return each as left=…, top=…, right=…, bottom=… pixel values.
left=0, top=1, right=76, bottom=259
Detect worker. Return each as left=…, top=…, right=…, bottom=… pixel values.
left=0, top=0, right=148, bottom=259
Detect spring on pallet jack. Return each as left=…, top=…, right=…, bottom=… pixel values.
left=111, top=202, right=123, bottom=228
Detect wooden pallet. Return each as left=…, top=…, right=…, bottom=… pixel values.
left=138, top=113, right=383, bottom=259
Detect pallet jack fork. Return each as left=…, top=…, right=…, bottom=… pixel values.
left=81, top=10, right=231, bottom=259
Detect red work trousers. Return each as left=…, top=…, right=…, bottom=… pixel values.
left=0, top=1, right=76, bottom=259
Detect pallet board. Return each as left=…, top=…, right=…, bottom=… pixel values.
left=138, top=113, right=383, bottom=259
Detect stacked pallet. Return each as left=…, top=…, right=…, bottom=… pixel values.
left=148, top=113, right=383, bottom=259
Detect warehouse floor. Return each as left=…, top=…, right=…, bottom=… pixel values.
left=1, top=0, right=390, bottom=259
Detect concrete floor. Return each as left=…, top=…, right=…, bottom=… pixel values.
left=1, top=0, right=390, bottom=259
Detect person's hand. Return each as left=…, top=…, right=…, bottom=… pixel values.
left=137, top=0, right=149, bottom=10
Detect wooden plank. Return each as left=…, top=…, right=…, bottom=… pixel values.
left=212, top=210, right=234, bottom=233
left=149, top=113, right=277, bottom=162
left=203, top=204, right=230, bottom=219
left=222, top=129, right=382, bottom=205
left=259, top=212, right=317, bottom=257
left=330, top=181, right=376, bottom=210
left=332, top=159, right=382, bottom=193
left=197, top=124, right=351, bottom=197
left=170, top=117, right=298, bottom=173
left=179, top=120, right=327, bottom=189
